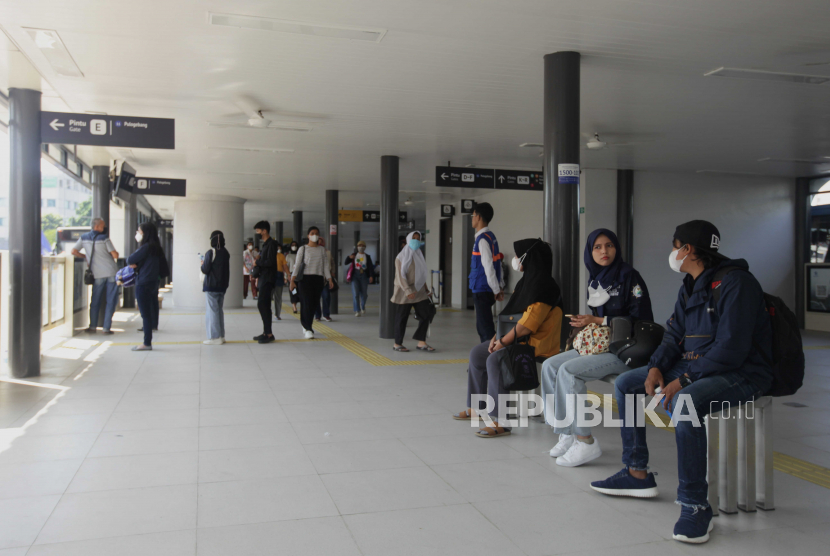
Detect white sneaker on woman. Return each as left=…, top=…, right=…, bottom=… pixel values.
left=355, top=312, right=361, bottom=317
left=549, top=434, right=575, bottom=457
left=556, top=437, right=602, bottom=467
left=203, top=338, right=224, bottom=345
left=303, top=329, right=314, bottom=340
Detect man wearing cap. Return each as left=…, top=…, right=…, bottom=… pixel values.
left=590, top=220, right=774, bottom=544
left=345, top=240, right=375, bottom=317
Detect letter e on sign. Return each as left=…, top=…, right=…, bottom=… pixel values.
left=90, top=119, right=107, bottom=135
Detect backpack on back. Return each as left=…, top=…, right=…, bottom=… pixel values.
left=708, top=267, right=804, bottom=397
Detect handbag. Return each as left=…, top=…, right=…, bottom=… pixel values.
left=346, top=261, right=355, bottom=283
left=497, top=326, right=539, bottom=391
left=573, top=322, right=611, bottom=356
left=115, top=265, right=137, bottom=287
left=83, top=232, right=97, bottom=285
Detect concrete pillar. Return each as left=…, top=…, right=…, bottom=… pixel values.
left=274, top=222, right=284, bottom=247
left=326, top=190, right=339, bottom=314
left=795, top=178, right=810, bottom=328
left=293, top=211, right=303, bottom=246
left=616, top=169, right=634, bottom=263
left=8, top=87, right=42, bottom=378
left=91, top=165, right=110, bottom=224
left=173, top=195, right=245, bottom=310
left=379, top=156, right=399, bottom=339
left=543, top=51, right=580, bottom=327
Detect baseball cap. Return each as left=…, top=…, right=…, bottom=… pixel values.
left=357, top=240, right=366, bottom=247
left=673, top=220, right=727, bottom=259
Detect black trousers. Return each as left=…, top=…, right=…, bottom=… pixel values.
left=394, top=300, right=431, bottom=345
left=258, top=281, right=274, bottom=335
left=473, top=291, right=496, bottom=343
left=299, top=275, right=325, bottom=331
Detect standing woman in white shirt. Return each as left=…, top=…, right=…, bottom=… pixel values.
left=289, top=227, right=333, bottom=339
left=285, top=241, right=300, bottom=313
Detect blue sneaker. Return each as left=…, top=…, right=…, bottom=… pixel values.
left=590, top=467, right=658, bottom=498
left=672, top=505, right=713, bottom=544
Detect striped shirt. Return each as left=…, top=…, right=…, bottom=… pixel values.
left=292, top=245, right=331, bottom=280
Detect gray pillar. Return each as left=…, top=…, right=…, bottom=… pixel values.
left=354, top=230, right=360, bottom=248
left=795, top=178, right=810, bottom=328
left=274, top=222, right=284, bottom=247
left=122, top=191, right=138, bottom=308
left=616, top=169, right=634, bottom=264
left=379, top=156, right=399, bottom=339
left=8, top=88, right=42, bottom=378
left=543, top=51, right=580, bottom=331
left=293, top=211, right=303, bottom=246
left=91, top=165, right=110, bottom=225
left=326, top=190, right=339, bottom=314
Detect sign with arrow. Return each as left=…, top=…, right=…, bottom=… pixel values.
left=40, top=111, right=175, bottom=149
left=133, top=177, right=186, bottom=197
left=435, top=166, right=496, bottom=189
left=494, top=169, right=544, bottom=192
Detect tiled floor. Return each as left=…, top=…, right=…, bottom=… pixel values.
left=1, top=287, right=829, bottom=555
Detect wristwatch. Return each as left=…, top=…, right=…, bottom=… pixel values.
left=679, top=375, right=694, bottom=388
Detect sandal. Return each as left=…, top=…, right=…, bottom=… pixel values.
left=392, top=345, right=409, bottom=352
left=416, top=345, right=436, bottom=352
left=452, top=409, right=473, bottom=420
left=475, top=425, right=511, bottom=438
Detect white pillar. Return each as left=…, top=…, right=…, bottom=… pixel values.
left=173, top=195, right=245, bottom=310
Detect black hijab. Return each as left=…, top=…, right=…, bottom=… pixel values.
left=500, top=238, right=562, bottom=316
left=584, top=228, right=633, bottom=287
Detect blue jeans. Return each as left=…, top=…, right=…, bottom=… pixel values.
left=90, top=276, right=119, bottom=331
left=205, top=292, right=225, bottom=339
left=615, top=361, right=770, bottom=508
left=315, top=284, right=331, bottom=319
left=135, top=284, right=157, bottom=347
left=351, top=272, right=370, bottom=312
left=473, top=291, right=496, bottom=343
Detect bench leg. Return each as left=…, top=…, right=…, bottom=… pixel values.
left=706, top=414, right=719, bottom=516
left=756, top=404, right=775, bottom=511
left=719, top=409, right=738, bottom=514
left=738, top=404, right=757, bottom=512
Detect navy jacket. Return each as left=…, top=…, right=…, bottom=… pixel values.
left=127, top=244, right=161, bottom=288
left=648, top=258, right=773, bottom=386
left=201, top=248, right=230, bottom=293
left=590, top=269, right=654, bottom=322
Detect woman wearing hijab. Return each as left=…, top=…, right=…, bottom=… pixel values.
left=453, top=238, right=563, bottom=438
left=201, top=230, right=230, bottom=345
left=391, top=231, right=435, bottom=352
left=541, top=228, right=653, bottom=467
left=285, top=240, right=301, bottom=313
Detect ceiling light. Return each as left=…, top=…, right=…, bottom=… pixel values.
left=704, top=67, right=830, bottom=85
left=208, top=146, right=294, bottom=154
left=23, top=28, right=83, bottom=77
left=519, top=143, right=543, bottom=148
left=209, top=12, right=387, bottom=43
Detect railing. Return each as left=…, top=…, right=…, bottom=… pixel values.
left=42, top=256, right=66, bottom=331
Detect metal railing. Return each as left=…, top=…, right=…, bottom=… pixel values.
left=42, top=256, right=66, bottom=331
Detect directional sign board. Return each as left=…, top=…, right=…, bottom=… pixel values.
left=495, top=169, right=544, bottom=192
left=398, top=212, right=408, bottom=222
left=134, top=177, right=186, bottom=197
left=362, top=210, right=380, bottom=222
left=157, top=220, right=174, bottom=228
left=435, top=166, right=496, bottom=189
left=41, top=111, right=175, bottom=149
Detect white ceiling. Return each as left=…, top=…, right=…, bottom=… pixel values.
left=2, top=0, right=830, bottom=228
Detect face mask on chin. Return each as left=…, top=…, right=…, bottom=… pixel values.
left=586, top=281, right=611, bottom=307
left=669, top=245, right=687, bottom=273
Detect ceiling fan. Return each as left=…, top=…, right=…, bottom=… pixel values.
left=208, top=95, right=326, bottom=131
left=581, top=132, right=657, bottom=150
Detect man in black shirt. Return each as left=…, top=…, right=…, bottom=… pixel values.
left=252, top=221, right=278, bottom=344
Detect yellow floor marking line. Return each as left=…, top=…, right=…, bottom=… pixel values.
left=587, top=389, right=830, bottom=490
left=107, top=338, right=331, bottom=347
left=803, top=345, right=830, bottom=350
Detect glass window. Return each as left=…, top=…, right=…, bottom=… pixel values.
left=0, top=217, right=5, bottom=226
left=810, top=178, right=830, bottom=262
left=47, top=199, right=56, bottom=207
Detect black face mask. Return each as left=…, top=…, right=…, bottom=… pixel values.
left=256, top=233, right=262, bottom=240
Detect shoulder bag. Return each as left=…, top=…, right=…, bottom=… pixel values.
left=496, top=325, right=539, bottom=391
left=83, top=233, right=97, bottom=285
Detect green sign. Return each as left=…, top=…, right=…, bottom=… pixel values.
left=579, top=207, right=585, bottom=214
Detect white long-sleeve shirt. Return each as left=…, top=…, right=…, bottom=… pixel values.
left=475, top=227, right=505, bottom=294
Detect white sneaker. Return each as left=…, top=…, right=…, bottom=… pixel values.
left=303, top=329, right=314, bottom=340
left=361, top=310, right=366, bottom=316
left=556, top=437, right=602, bottom=467
left=549, top=434, right=575, bottom=457
left=203, top=338, right=223, bottom=345
left=355, top=312, right=361, bottom=317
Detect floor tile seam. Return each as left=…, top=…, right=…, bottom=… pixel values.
left=33, top=521, right=199, bottom=548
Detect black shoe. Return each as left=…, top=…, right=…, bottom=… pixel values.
left=85, top=327, right=96, bottom=333
left=101, top=330, right=115, bottom=335
left=138, top=327, right=143, bottom=332
left=258, top=335, right=275, bottom=344
left=253, top=334, right=266, bottom=341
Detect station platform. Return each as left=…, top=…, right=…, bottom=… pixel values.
left=1, top=289, right=829, bottom=555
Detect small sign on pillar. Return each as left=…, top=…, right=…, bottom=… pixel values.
left=329, top=224, right=337, bottom=236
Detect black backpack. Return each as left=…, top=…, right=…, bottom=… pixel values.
left=702, top=267, right=804, bottom=397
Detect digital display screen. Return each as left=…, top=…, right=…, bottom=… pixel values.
left=808, top=266, right=830, bottom=313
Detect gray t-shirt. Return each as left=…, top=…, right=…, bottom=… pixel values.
left=74, top=231, right=118, bottom=279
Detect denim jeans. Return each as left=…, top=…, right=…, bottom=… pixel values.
left=351, top=272, right=370, bottom=312
left=315, top=283, right=331, bottom=319
left=541, top=350, right=631, bottom=436
left=89, top=276, right=119, bottom=331
left=205, top=292, right=225, bottom=340
left=615, top=361, right=769, bottom=508
left=135, top=284, right=156, bottom=347
left=473, top=291, right=496, bottom=343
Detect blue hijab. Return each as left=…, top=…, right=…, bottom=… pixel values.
left=584, top=228, right=632, bottom=288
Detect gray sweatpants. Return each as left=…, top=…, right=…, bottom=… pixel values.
left=272, top=285, right=284, bottom=318
left=466, top=341, right=508, bottom=420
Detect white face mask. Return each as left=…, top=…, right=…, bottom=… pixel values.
left=669, top=246, right=687, bottom=273
left=247, top=246, right=253, bottom=251
left=511, top=254, right=526, bottom=272
left=291, top=245, right=297, bottom=252
left=135, top=232, right=143, bottom=243
left=587, top=281, right=611, bottom=307
left=309, top=235, right=319, bottom=243
left=357, top=246, right=365, bottom=253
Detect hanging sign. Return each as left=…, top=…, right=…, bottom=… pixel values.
left=41, top=111, right=175, bottom=149
left=441, top=204, right=456, bottom=217
left=362, top=210, right=380, bottom=222
left=461, top=199, right=475, bottom=213
left=398, top=212, right=408, bottom=222
left=558, top=163, right=580, bottom=185
left=436, top=166, right=495, bottom=189
left=338, top=210, right=363, bottom=222
left=495, top=169, right=544, bottom=191
left=157, top=219, right=174, bottom=228
left=134, top=177, right=186, bottom=197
